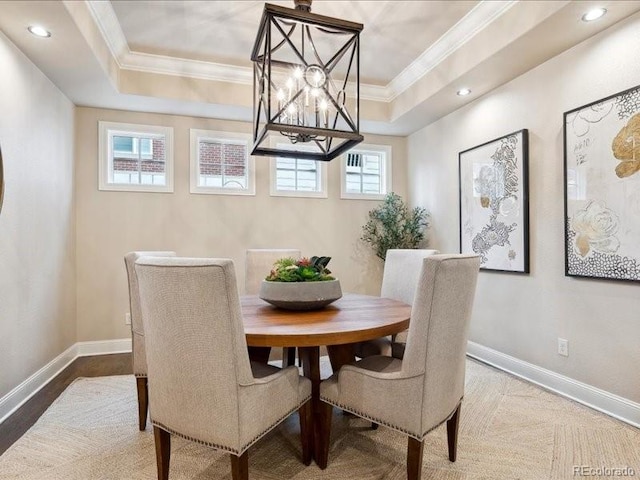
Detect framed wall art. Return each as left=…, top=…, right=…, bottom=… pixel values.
left=0, top=145, right=4, bottom=215
left=564, top=84, right=640, bottom=282
left=459, top=129, right=529, bottom=273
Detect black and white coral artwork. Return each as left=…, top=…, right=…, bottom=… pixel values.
left=459, top=129, right=529, bottom=273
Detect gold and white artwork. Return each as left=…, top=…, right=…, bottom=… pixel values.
left=564, top=85, right=640, bottom=281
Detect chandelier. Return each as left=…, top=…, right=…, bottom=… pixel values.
left=250, top=0, right=363, bottom=161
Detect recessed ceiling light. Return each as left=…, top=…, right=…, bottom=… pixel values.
left=28, top=25, right=51, bottom=38
left=457, top=88, right=471, bottom=96
left=582, top=8, right=607, bottom=22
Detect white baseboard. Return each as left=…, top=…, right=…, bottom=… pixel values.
left=76, top=338, right=132, bottom=356
left=467, top=341, right=640, bottom=429
left=0, top=338, right=132, bottom=425
left=3, top=339, right=638, bottom=429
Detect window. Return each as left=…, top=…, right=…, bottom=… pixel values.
left=189, top=130, right=255, bottom=195
left=270, top=142, right=327, bottom=198
left=341, top=144, right=391, bottom=200
left=99, top=122, right=173, bottom=192
left=113, top=136, right=152, bottom=159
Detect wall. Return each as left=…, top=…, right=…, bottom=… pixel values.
left=75, top=107, right=407, bottom=342
left=408, top=14, right=640, bottom=402
left=0, top=32, right=76, bottom=397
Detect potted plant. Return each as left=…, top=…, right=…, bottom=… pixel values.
left=259, top=256, right=342, bottom=310
left=361, top=192, right=430, bottom=260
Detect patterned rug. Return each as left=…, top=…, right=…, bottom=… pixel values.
left=0, top=359, right=638, bottom=480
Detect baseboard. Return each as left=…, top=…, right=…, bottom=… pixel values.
left=467, top=341, right=640, bottom=429
left=3, top=339, right=638, bottom=429
left=0, top=338, right=132, bottom=425
left=76, top=338, right=132, bottom=356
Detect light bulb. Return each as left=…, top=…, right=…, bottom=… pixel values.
left=277, top=89, right=285, bottom=101
left=28, top=25, right=51, bottom=38
left=286, top=78, right=294, bottom=89
left=319, top=99, right=328, bottom=111
left=287, top=104, right=297, bottom=115
left=457, top=88, right=471, bottom=96
left=582, top=8, right=606, bottom=22
left=311, top=88, right=320, bottom=98
left=294, top=67, right=303, bottom=79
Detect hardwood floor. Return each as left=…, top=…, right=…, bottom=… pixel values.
left=0, top=353, right=132, bottom=456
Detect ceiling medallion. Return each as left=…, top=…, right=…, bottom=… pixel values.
left=250, top=0, right=363, bottom=161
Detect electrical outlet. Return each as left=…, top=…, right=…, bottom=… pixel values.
left=558, top=338, right=569, bottom=357
left=125, top=313, right=131, bottom=325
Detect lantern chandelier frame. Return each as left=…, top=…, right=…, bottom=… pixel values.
left=250, top=0, right=364, bottom=161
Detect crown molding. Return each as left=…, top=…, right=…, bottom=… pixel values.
left=386, top=0, right=518, bottom=100
left=85, top=0, right=516, bottom=104
left=85, top=0, right=128, bottom=61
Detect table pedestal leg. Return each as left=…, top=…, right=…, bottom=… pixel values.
left=298, top=346, right=320, bottom=464
left=247, top=346, right=271, bottom=364
left=298, top=344, right=356, bottom=468
left=282, top=347, right=296, bottom=367
left=327, top=343, right=355, bottom=372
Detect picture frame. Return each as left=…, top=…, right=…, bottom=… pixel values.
left=0, top=145, right=4, bottom=215
left=459, top=129, right=529, bottom=273
left=563, top=84, right=640, bottom=282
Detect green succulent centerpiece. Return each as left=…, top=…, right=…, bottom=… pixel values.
left=260, top=256, right=342, bottom=310
left=265, top=256, right=334, bottom=282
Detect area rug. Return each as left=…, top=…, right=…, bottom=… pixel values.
left=1, top=359, right=638, bottom=480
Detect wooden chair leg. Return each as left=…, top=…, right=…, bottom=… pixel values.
left=446, top=403, right=461, bottom=462
left=407, top=436, right=424, bottom=480
left=230, top=451, right=248, bottom=480
left=153, top=426, right=171, bottom=480
left=136, top=377, right=149, bottom=431
left=317, top=400, right=333, bottom=470
left=298, top=400, right=313, bottom=465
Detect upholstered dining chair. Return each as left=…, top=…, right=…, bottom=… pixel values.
left=353, top=249, right=439, bottom=359
left=246, top=248, right=301, bottom=366
left=134, top=256, right=312, bottom=480
left=124, top=251, right=176, bottom=430
left=318, top=254, right=480, bottom=480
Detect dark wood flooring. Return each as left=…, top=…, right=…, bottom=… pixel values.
left=0, top=353, right=132, bottom=456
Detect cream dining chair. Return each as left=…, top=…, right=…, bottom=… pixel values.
left=124, top=250, right=176, bottom=430
left=318, top=254, right=480, bottom=479
left=246, top=248, right=301, bottom=365
left=135, top=256, right=312, bottom=480
left=353, top=249, right=439, bottom=359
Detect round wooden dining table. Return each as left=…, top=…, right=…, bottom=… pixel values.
left=240, top=293, right=411, bottom=465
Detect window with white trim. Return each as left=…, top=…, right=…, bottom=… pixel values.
left=341, top=144, right=391, bottom=200
left=269, top=142, right=327, bottom=198
left=98, top=122, right=173, bottom=193
left=190, top=130, right=255, bottom=195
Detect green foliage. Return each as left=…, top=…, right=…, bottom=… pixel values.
left=361, top=192, right=430, bottom=260
left=265, top=256, right=335, bottom=282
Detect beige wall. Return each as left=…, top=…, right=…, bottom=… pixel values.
left=407, top=14, right=640, bottom=402
left=0, top=33, right=76, bottom=397
left=75, top=107, right=407, bottom=342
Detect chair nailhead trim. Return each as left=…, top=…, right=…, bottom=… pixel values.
left=134, top=373, right=147, bottom=378
left=152, top=394, right=312, bottom=455
left=319, top=396, right=463, bottom=440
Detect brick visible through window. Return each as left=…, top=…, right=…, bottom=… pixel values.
left=190, top=130, right=254, bottom=195
left=99, top=121, right=173, bottom=192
